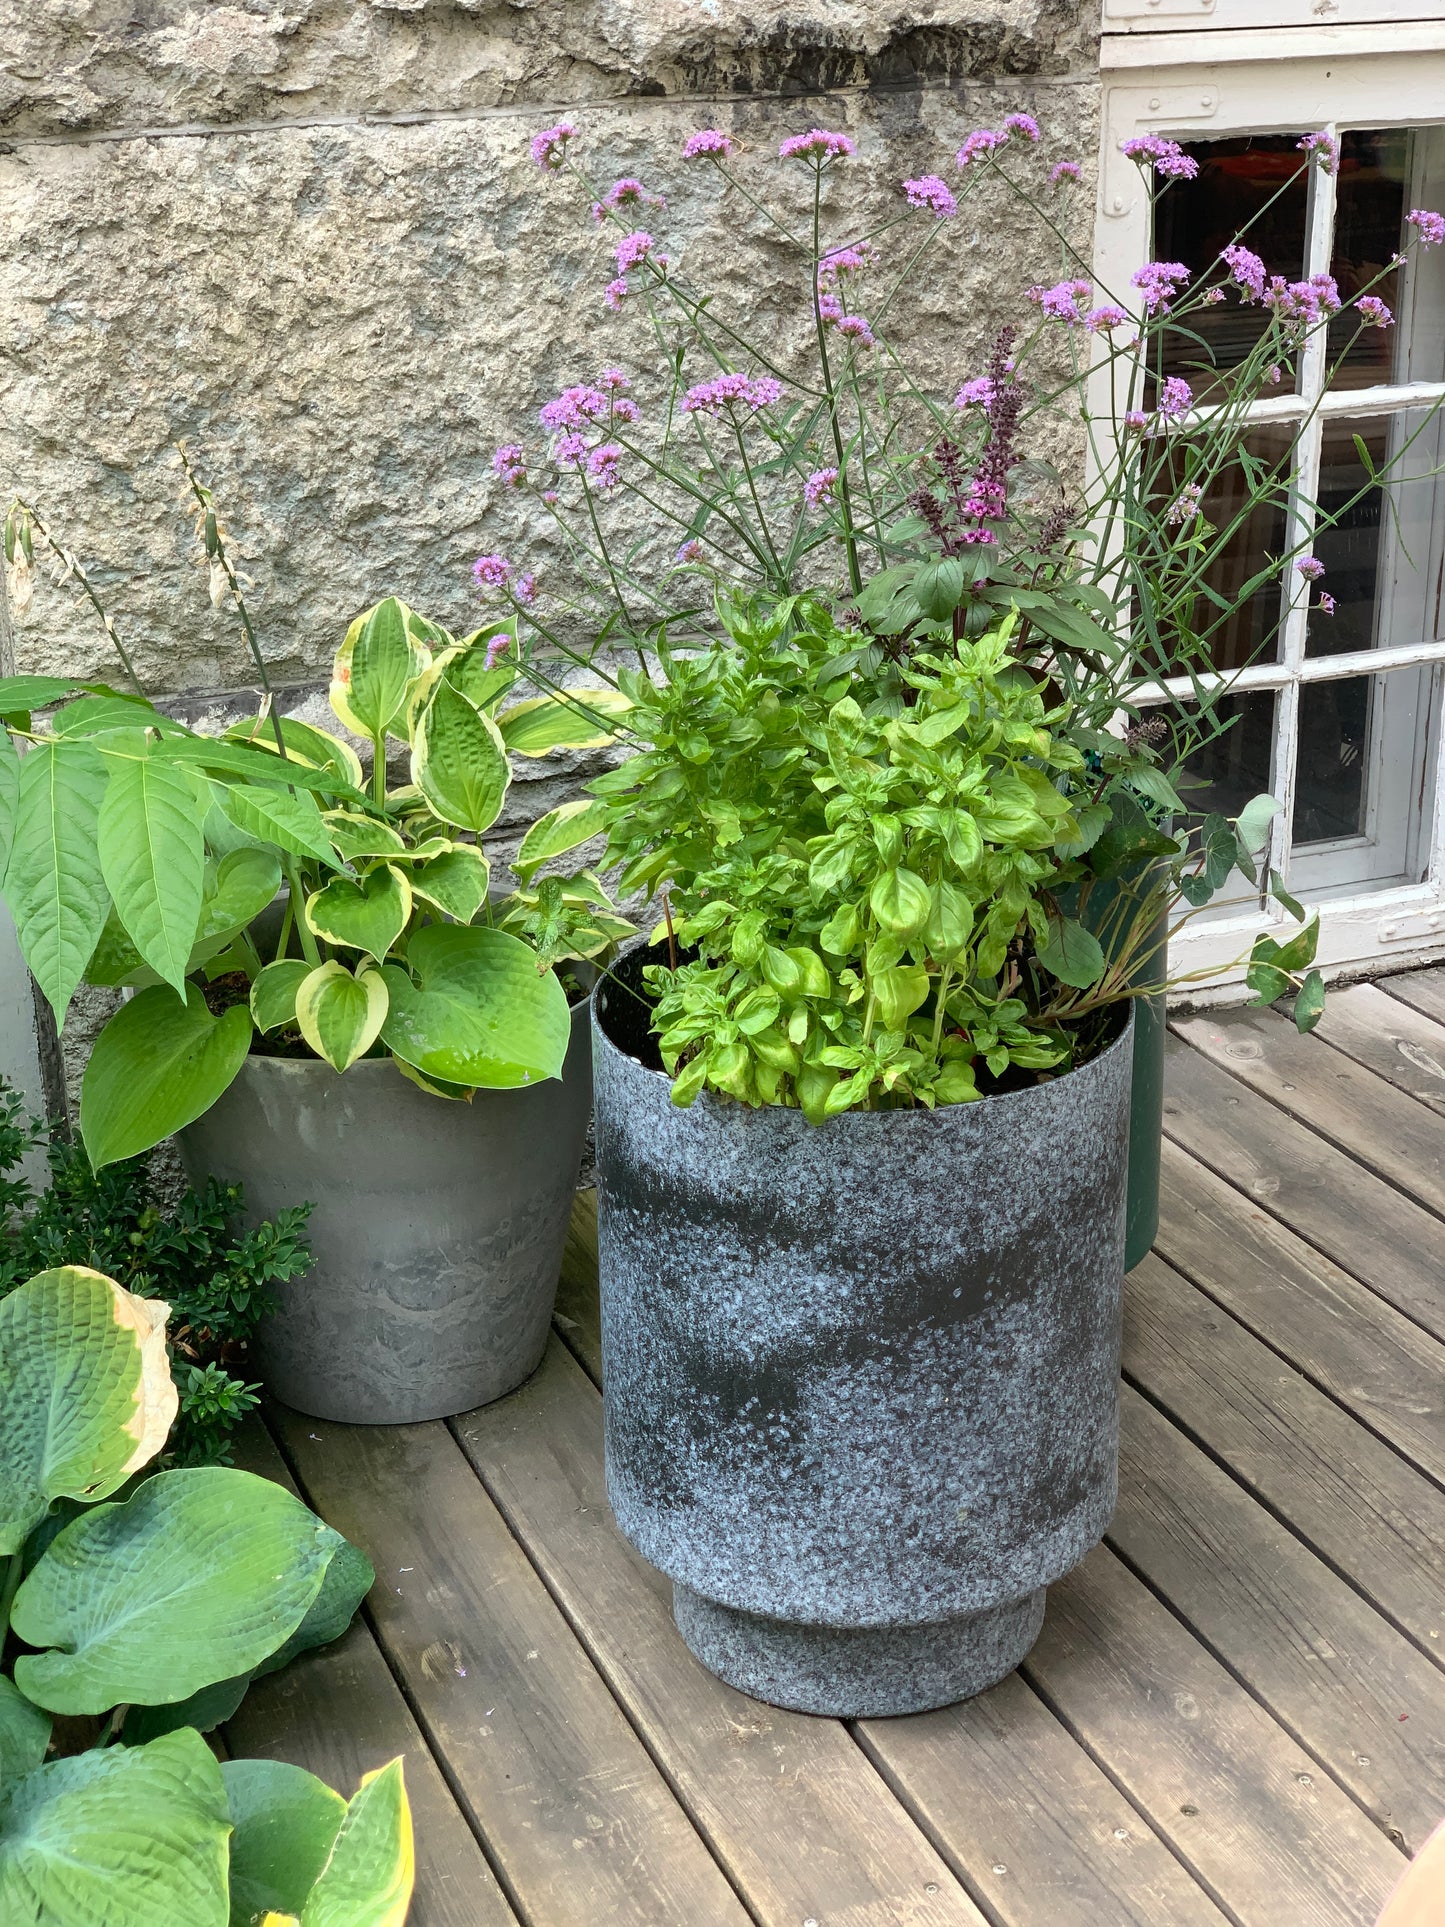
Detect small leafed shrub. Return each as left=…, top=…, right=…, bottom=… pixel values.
left=0, top=1261, right=414, bottom=1925
left=0, top=1079, right=312, bottom=1467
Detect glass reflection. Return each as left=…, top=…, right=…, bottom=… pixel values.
left=1327, top=130, right=1409, bottom=391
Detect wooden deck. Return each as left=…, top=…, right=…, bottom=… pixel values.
left=225, top=968, right=1445, bottom=1927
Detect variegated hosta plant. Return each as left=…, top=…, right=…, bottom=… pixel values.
left=0, top=595, right=630, bottom=1170
left=0, top=1262, right=415, bottom=1927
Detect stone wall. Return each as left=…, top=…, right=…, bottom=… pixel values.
left=1, top=1, right=1101, bottom=698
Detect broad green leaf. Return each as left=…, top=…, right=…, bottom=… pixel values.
left=0, top=1680, right=50, bottom=1789
left=447, top=635, right=517, bottom=712
left=3, top=737, right=110, bottom=1026
left=86, top=848, right=281, bottom=989
left=299, top=1759, right=414, bottom=1927
left=122, top=1670, right=253, bottom=1745
left=12, top=1467, right=345, bottom=1715
left=1295, top=967, right=1326, bottom=1034
left=496, top=688, right=631, bottom=756
left=1037, top=914, right=1106, bottom=989
left=380, top=923, right=569, bottom=1089
left=295, top=962, right=389, bottom=1073
left=869, top=867, right=932, bottom=939
left=305, top=865, right=410, bottom=963
left=97, top=755, right=208, bottom=996
left=923, top=882, right=974, bottom=962
left=408, top=845, right=489, bottom=923
left=392, top=1057, right=475, bottom=1102
left=912, top=557, right=967, bottom=622
left=1269, top=866, right=1307, bottom=922
left=252, top=1539, right=375, bottom=1681
left=251, top=959, right=313, bottom=1033
left=0, top=729, right=19, bottom=860
left=226, top=717, right=365, bottom=790
left=0, top=1728, right=230, bottom=1927
left=870, top=962, right=930, bottom=1030
left=222, top=785, right=344, bottom=869
left=0, top=675, right=122, bottom=712
left=145, top=734, right=365, bottom=806
left=515, top=798, right=609, bottom=883
left=319, top=811, right=405, bottom=863
left=224, top=1759, right=346, bottom=1927
left=1235, top=791, right=1281, bottom=855
left=50, top=694, right=165, bottom=738
left=80, top=984, right=253, bottom=1169
left=0, top=1265, right=176, bottom=1555
left=1128, top=763, right=1185, bottom=816
left=331, top=598, right=428, bottom=739
left=412, top=680, right=510, bottom=833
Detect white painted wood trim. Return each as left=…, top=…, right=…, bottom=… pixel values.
left=1102, top=24, right=1445, bottom=68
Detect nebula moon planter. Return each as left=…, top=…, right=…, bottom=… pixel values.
left=179, top=995, right=592, bottom=1425
left=592, top=957, right=1133, bottom=1718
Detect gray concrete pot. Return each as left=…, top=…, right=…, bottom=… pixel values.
left=178, top=996, right=592, bottom=1425
left=592, top=960, right=1132, bottom=1718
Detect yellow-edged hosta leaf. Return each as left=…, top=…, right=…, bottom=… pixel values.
left=330, top=598, right=429, bottom=740
left=408, top=844, right=489, bottom=923
left=411, top=679, right=510, bottom=833
left=224, top=717, right=365, bottom=790
left=251, top=958, right=314, bottom=1034
left=380, top=923, right=567, bottom=1089
left=305, top=864, right=411, bottom=964
left=321, top=811, right=406, bottom=863
left=295, top=962, right=389, bottom=1073
left=515, top=797, right=610, bottom=882
left=300, top=1759, right=414, bottom=1927
left=497, top=688, right=631, bottom=756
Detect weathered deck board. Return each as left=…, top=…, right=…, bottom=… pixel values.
left=228, top=977, right=1445, bottom=1926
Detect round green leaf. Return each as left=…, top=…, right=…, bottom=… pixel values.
left=305, top=864, right=410, bottom=964
left=295, top=962, right=390, bottom=1073
left=869, top=867, right=932, bottom=939
left=0, top=1727, right=230, bottom=1927
left=300, top=1758, right=414, bottom=1927
left=223, top=1759, right=346, bottom=1925
left=411, top=680, right=510, bottom=834
left=97, top=755, right=208, bottom=997
left=497, top=688, right=631, bottom=756
left=80, top=985, right=254, bottom=1170
left=251, top=959, right=313, bottom=1034
left=12, top=1467, right=345, bottom=1715
left=407, top=845, right=489, bottom=923
left=3, top=737, right=110, bottom=1027
left=379, top=923, right=568, bottom=1089
left=0, top=1266, right=177, bottom=1556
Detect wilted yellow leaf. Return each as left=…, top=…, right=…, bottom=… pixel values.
left=109, top=1278, right=179, bottom=1475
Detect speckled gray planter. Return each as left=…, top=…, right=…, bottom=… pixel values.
left=178, top=996, right=591, bottom=1425
left=592, top=960, right=1132, bottom=1718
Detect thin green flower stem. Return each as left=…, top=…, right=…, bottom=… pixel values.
left=727, top=415, right=787, bottom=584
left=14, top=500, right=147, bottom=697
left=602, top=432, right=763, bottom=572
left=576, top=470, right=645, bottom=661
left=710, top=159, right=806, bottom=247
left=682, top=418, right=781, bottom=572
left=809, top=160, right=863, bottom=596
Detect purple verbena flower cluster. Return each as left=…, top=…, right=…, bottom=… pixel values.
left=1157, top=376, right=1193, bottom=419
left=1049, top=160, right=1081, bottom=186
left=1263, top=272, right=1342, bottom=328
left=1355, top=295, right=1394, bottom=328
left=681, top=374, right=785, bottom=417
left=483, top=633, right=513, bottom=669
left=683, top=129, right=737, bottom=161
left=1409, top=208, right=1445, bottom=247
left=1220, top=244, right=1268, bottom=301
left=1028, top=278, right=1092, bottom=324
left=674, top=539, right=705, bottom=564
left=587, top=442, right=623, bottom=490
left=1295, top=555, right=1326, bottom=582
left=955, top=129, right=1005, bottom=169
left=1298, top=131, right=1340, bottom=175
left=1120, top=134, right=1199, bottom=181
left=1002, top=113, right=1041, bottom=143
left=804, top=467, right=839, bottom=509
left=1165, top=482, right=1203, bottom=526
left=472, top=554, right=513, bottom=592
left=954, top=377, right=995, bottom=409
left=492, top=444, right=527, bottom=488
left=913, top=328, right=1021, bottom=553
left=902, top=175, right=958, bottom=219
left=530, top=122, right=575, bottom=171
left=591, top=178, right=664, bottom=224
left=1084, top=303, right=1130, bottom=334
left=1131, top=261, right=1192, bottom=314
left=778, top=129, right=857, bottom=162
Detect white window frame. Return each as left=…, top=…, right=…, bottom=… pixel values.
left=1103, top=3, right=1445, bottom=39
left=1096, top=38, right=1445, bottom=995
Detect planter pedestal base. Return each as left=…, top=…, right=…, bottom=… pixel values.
left=672, top=1582, right=1047, bottom=1719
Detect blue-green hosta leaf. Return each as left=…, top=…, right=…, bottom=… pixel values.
left=497, top=688, right=631, bottom=756
left=380, top=923, right=568, bottom=1089
left=221, top=784, right=344, bottom=869
left=299, top=1758, right=414, bottom=1927
left=121, top=1670, right=254, bottom=1746
left=252, top=1538, right=375, bottom=1681
left=304, top=864, right=410, bottom=963
left=80, top=984, right=253, bottom=1169
left=0, top=1266, right=176, bottom=1556
left=2, top=737, right=110, bottom=1026
left=515, top=798, right=610, bottom=883
left=411, top=679, right=510, bottom=834
left=294, top=961, right=390, bottom=1072
left=97, top=755, right=208, bottom=997
left=0, top=1727, right=230, bottom=1927
left=331, top=598, right=429, bottom=740
left=0, top=1680, right=51, bottom=1791
left=11, top=1467, right=345, bottom=1715
left=407, top=845, right=488, bottom=922
left=224, top=1759, right=346, bottom=1926
left=251, top=958, right=313, bottom=1034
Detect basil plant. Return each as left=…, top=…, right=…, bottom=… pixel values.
left=0, top=596, right=630, bottom=1169
left=0, top=1262, right=414, bottom=1927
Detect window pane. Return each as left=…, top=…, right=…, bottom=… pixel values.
left=1327, top=130, right=1410, bottom=391
left=1295, top=678, right=1372, bottom=842
left=1154, top=136, right=1310, bottom=385
left=1176, top=691, right=1278, bottom=825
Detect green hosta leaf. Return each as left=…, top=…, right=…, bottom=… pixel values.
left=221, top=785, right=343, bottom=869
left=497, top=688, right=631, bottom=756
left=0, top=1680, right=51, bottom=1789
left=0, top=1728, right=230, bottom=1927
left=80, top=984, right=253, bottom=1169
left=305, top=865, right=411, bottom=963
left=251, top=959, right=313, bottom=1033
left=252, top=1538, right=374, bottom=1680
left=295, top=962, right=389, bottom=1073
left=3, top=737, right=110, bottom=1026
left=12, top=1467, right=345, bottom=1715
left=320, top=811, right=406, bottom=863
left=86, top=848, right=281, bottom=990
left=332, top=597, right=430, bottom=739
left=870, top=962, right=929, bottom=1030
left=412, top=679, right=510, bottom=834
left=1037, top=914, right=1106, bottom=990
left=380, top=923, right=569, bottom=1089
left=0, top=1265, right=176, bottom=1555
left=224, top=1759, right=347, bottom=1926
left=515, top=798, right=609, bottom=883
left=226, top=717, right=365, bottom=790
left=408, top=845, right=489, bottom=923
left=97, top=755, right=208, bottom=997
left=870, top=867, right=932, bottom=939
left=299, top=1758, right=414, bottom=1927
left=122, top=1670, right=253, bottom=1745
